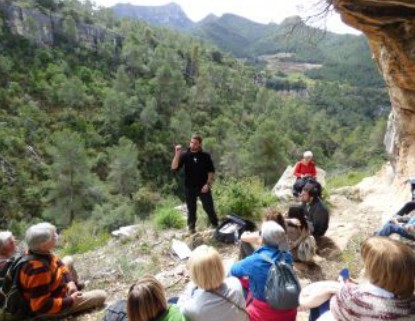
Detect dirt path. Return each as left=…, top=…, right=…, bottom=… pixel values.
left=67, top=167, right=407, bottom=321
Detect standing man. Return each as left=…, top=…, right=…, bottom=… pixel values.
left=171, top=134, right=219, bottom=234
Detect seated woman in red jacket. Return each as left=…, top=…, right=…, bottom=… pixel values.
left=294, top=151, right=317, bottom=179
left=293, top=151, right=317, bottom=196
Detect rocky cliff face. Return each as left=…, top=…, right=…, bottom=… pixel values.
left=332, top=0, right=415, bottom=183
left=0, top=1, right=123, bottom=50
left=112, top=2, right=195, bottom=31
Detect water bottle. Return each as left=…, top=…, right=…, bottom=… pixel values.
left=234, top=229, right=239, bottom=245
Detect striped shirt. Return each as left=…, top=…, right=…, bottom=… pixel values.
left=19, top=251, right=74, bottom=315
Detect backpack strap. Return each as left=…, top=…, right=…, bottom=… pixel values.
left=260, top=252, right=284, bottom=265
left=5, top=255, right=51, bottom=293
left=206, top=289, right=250, bottom=319
left=259, top=253, right=274, bottom=265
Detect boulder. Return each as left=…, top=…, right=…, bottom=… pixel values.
left=272, top=165, right=326, bottom=201
left=111, top=224, right=140, bottom=238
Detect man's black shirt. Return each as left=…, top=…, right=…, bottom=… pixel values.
left=176, top=149, right=215, bottom=190
left=302, top=198, right=329, bottom=237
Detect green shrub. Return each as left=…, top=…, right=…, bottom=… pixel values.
left=133, top=187, right=161, bottom=220
left=58, top=220, right=110, bottom=256
left=91, top=196, right=136, bottom=232
left=326, top=171, right=369, bottom=190
left=213, top=177, right=277, bottom=220
left=153, top=203, right=185, bottom=230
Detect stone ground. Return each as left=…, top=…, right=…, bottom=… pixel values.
left=62, top=166, right=411, bottom=321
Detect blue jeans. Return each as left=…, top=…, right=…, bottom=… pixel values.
left=309, top=300, right=330, bottom=321
left=377, top=223, right=415, bottom=241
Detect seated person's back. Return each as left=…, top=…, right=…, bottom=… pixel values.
left=230, top=222, right=297, bottom=321
left=330, top=237, right=415, bottom=321
left=177, top=245, right=248, bottom=321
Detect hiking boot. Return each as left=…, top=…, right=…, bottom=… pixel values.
left=185, top=227, right=196, bottom=236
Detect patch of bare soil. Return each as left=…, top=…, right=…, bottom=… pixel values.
left=66, top=169, right=408, bottom=321
left=258, top=53, right=322, bottom=74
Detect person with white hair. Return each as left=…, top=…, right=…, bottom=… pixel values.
left=294, top=151, right=316, bottom=179
left=230, top=221, right=297, bottom=321
left=16, top=222, right=106, bottom=318
left=0, top=231, right=17, bottom=271
left=293, top=151, right=318, bottom=197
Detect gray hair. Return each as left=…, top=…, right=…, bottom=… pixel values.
left=261, top=221, right=289, bottom=251
left=25, top=222, right=56, bottom=251
left=0, top=231, right=13, bottom=252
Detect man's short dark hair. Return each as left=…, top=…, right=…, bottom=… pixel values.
left=303, top=183, right=319, bottom=198
left=191, top=134, right=202, bottom=144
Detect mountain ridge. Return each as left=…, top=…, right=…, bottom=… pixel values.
left=112, top=2, right=195, bottom=30
left=110, top=2, right=368, bottom=60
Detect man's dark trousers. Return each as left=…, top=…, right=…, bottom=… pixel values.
left=185, top=188, right=218, bottom=231
left=395, top=201, right=415, bottom=217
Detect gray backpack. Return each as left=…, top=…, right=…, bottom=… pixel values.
left=0, top=255, right=48, bottom=320
left=102, top=300, right=128, bottom=321
left=260, top=253, right=301, bottom=310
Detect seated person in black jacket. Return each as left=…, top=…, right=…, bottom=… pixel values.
left=300, top=183, right=329, bottom=237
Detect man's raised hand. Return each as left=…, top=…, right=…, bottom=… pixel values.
left=175, top=144, right=182, bottom=155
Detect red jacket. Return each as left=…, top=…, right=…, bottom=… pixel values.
left=239, top=279, right=297, bottom=321
left=294, top=160, right=317, bottom=178
left=247, top=297, right=297, bottom=321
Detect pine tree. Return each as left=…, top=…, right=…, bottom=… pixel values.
left=107, top=137, right=140, bottom=197
left=43, top=130, right=101, bottom=225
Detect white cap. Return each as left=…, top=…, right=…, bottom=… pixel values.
left=304, top=151, right=313, bottom=158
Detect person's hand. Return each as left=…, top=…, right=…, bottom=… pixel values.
left=390, top=217, right=399, bottom=225
left=174, top=145, right=182, bottom=155
left=405, top=225, right=415, bottom=233
left=290, top=218, right=301, bottom=226
left=70, top=291, right=83, bottom=305
left=201, top=184, right=210, bottom=193
left=67, top=281, right=78, bottom=295
left=241, top=231, right=251, bottom=238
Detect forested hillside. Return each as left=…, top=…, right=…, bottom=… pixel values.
left=111, top=3, right=384, bottom=88
left=0, top=0, right=389, bottom=235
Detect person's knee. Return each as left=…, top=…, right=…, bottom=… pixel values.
left=62, top=256, right=74, bottom=268
left=85, top=289, right=107, bottom=306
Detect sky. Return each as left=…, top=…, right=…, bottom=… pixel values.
left=92, top=0, right=361, bottom=35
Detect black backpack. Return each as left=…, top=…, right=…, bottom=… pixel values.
left=214, top=214, right=256, bottom=244
left=260, top=253, right=301, bottom=310
left=0, top=255, right=49, bottom=320
left=102, top=300, right=128, bottom=321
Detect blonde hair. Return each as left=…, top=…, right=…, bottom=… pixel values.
left=188, top=245, right=225, bottom=290
left=361, top=237, right=415, bottom=298
left=127, top=276, right=167, bottom=321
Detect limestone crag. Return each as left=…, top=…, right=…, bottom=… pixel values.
left=332, top=0, right=415, bottom=183
left=0, top=0, right=123, bottom=50
left=112, top=2, right=196, bottom=31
